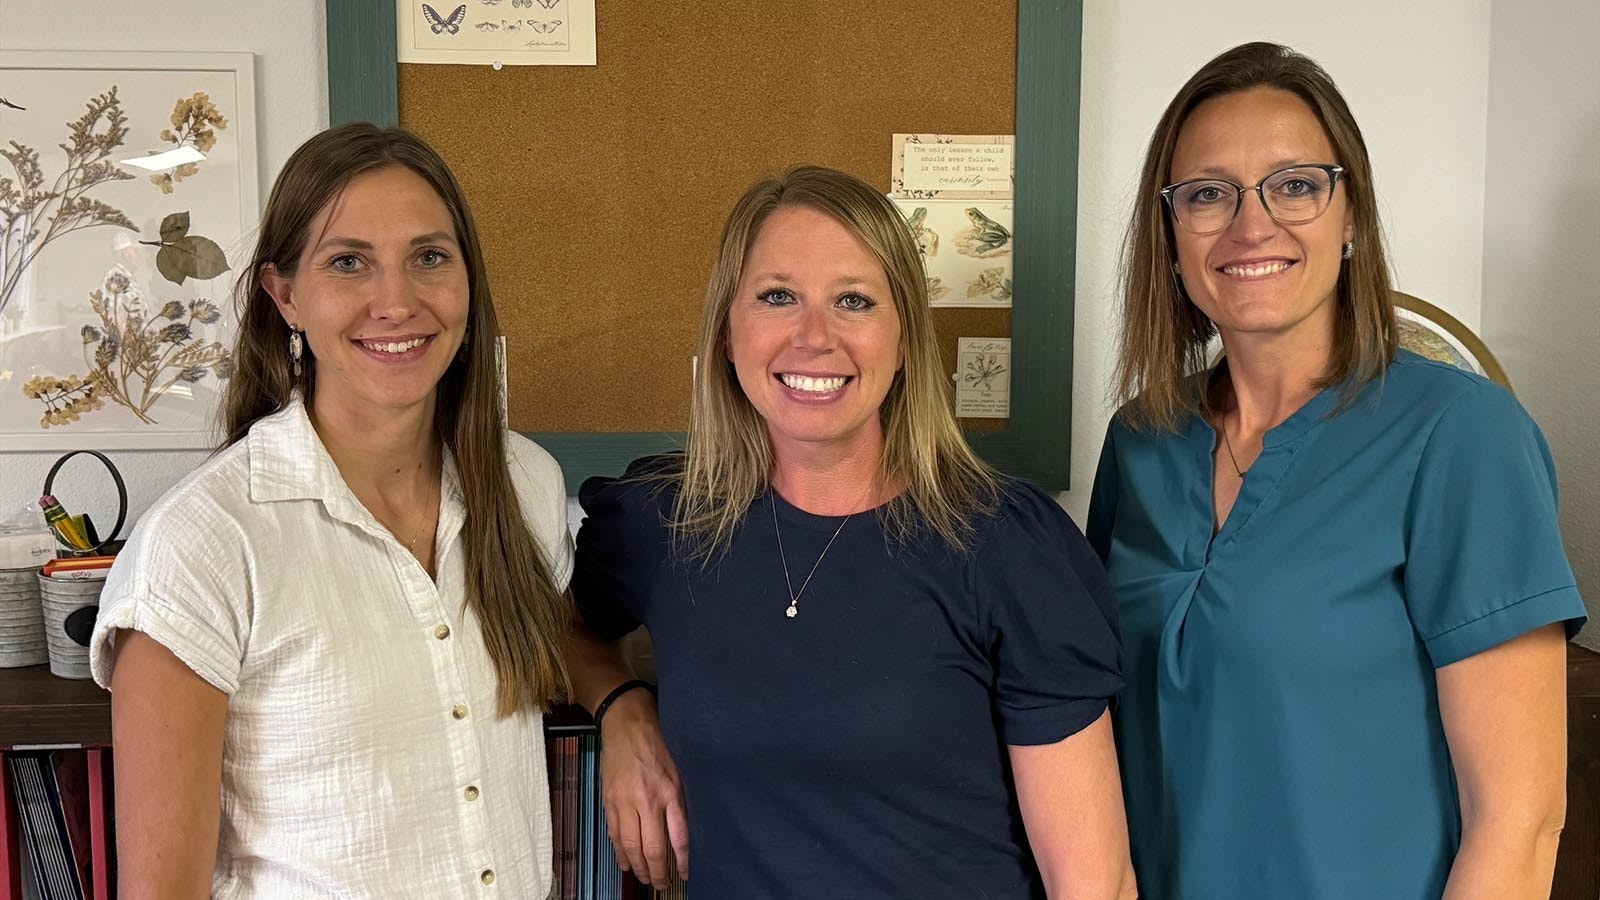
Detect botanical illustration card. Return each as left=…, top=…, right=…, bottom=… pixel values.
left=893, top=199, right=1012, bottom=308
left=955, top=337, right=1010, bottom=419
left=0, top=51, right=259, bottom=450
left=397, top=0, right=598, bottom=66
left=891, top=134, right=1013, bottom=200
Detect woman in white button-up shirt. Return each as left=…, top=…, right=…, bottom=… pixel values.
left=90, top=124, right=574, bottom=899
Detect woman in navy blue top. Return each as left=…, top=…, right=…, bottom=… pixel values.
left=1091, top=42, right=1584, bottom=900
left=566, top=166, right=1132, bottom=899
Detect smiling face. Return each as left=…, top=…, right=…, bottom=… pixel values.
left=726, top=204, right=904, bottom=466
left=262, top=164, right=469, bottom=424
left=1169, top=87, right=1353, bottom=345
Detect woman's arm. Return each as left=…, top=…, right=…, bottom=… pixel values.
left=1011, top=710, right=1138, bottom=900
left=1437, top=623, right=1569, bottom=900
left=108, top=630, right=227, bottom=900
left=568, top=618, right=688, bottom=889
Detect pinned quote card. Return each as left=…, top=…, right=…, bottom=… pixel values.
left=891, top=134, right=1014, bottom=200
left=396, top=0, right=597, bottom=67
left=955, top=338, right=1011, bottom=419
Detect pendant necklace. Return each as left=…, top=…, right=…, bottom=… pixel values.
left=1219, top=425, right=1249, bottom=478
left=403, top=469, right=440, bottom=563
left=771, top=486, right=869, bottom=619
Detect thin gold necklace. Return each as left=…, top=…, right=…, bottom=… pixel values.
left=403, top=471, right=440, bottom=560
left=771, top=486, right=870, bottom=620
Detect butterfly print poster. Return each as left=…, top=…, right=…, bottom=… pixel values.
left=396, top=0, right=596, bottom=66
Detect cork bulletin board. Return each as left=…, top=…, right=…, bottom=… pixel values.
left=326, top=1, right=1082, bottom=489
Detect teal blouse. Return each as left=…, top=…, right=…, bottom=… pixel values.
left=1088, top=351, right=1585, bottom=900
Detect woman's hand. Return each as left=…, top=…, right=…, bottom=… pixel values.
left=598, top=689, right=689, bottom=890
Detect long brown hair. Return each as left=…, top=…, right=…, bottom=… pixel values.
left=224, top=123, right=570, bottom=715
left=1116, top=41, right=1397, bottom=431
left=673, top=165, right=998, bottom=562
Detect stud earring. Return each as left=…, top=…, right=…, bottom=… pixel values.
left=1342, top=241, right=1354, bottom=260
left=288, top=329, right=304, bottom=378
left=1172, top=261, right=1182, bottom=275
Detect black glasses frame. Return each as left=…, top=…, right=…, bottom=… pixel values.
left=1161, top=164, right=1345, bottom=235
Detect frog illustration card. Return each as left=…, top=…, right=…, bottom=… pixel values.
left=894, top=199, right=1013, bottom=308
left=955, top=338, right=1011, bottom=419
left=892, top=134, right=1014, bottom=200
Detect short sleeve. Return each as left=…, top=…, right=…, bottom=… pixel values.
left=1086, top=422, right=1120, bottom=564
left=90, top=498, right=251, bottom=696
left=976, top=483, right=1124, bottom=745
left=572, top=457, right=676, bottom=641
left=507, top=433, right=574, bottom=590
left=1404, top=381, right=1586, bottom=667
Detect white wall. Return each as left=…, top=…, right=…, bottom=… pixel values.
left=0, top=0, right=327, bottom=532
left=1060, top=0, right=1495, bottom=524
left=1480, top=0, right=1600, bottom=649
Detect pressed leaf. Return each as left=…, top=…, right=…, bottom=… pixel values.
left=155, top=246, right=184, bottom=284
left=155, top=234, right=229, bottom=284
left=159, top=211, right=190, bottom=242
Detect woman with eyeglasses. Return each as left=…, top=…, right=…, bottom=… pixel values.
left=1089, top=42, right=1584, bottom=900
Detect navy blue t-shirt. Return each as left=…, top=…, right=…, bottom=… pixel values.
left=574, top=459, right=1122, bottom=899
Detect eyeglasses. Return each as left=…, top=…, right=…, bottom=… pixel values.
left=1161, top=164, right=1344, bottom=235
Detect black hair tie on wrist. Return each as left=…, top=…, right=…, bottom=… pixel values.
left=593, top=679, right=656, bottom=731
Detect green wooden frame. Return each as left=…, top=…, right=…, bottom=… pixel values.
left=325, top=1, right=1080, bottom=491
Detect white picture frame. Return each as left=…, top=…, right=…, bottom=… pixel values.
left=0, top=51, right=259, bottom=450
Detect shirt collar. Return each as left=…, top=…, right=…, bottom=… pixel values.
left=247, top=394, right=466, bottom=534
left=248, top=393, right=347, bottom=505
left=1189, top=359, right=1344, bottom=449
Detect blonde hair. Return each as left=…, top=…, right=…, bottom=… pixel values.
left=1116, top=41, right=1397, bottom=431
left=224, top=123, right=570, bottom=716
left=672, top=165, right=998, bottom=562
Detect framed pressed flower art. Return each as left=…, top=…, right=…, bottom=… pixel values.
left=0, top=51, right=258, bottom=449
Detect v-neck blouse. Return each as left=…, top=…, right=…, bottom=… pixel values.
left=1088, top=351, right=1585, bottom=900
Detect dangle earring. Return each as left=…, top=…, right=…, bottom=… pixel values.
left=288, top=329, right=304, bottom=378
left=1342, top=241, right=1354, bottom=260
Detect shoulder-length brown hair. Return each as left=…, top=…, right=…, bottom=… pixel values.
left=1116, top=41, right=1397, bottom=431
left=673, top=165, right=998, bottom=562
left=224, top=122, right=570, bottom=716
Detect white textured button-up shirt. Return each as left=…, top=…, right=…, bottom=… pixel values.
left=91, top=396, right=571, bottom=899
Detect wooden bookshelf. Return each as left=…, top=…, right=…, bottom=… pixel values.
left=1557, top=642, right=1600, bottom=898
left=0, top=666, right=111, bottom=749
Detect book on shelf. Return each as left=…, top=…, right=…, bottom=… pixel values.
left=547, top=730, right=683, bottom=900
left=2, top=748, right=112, bottom=900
